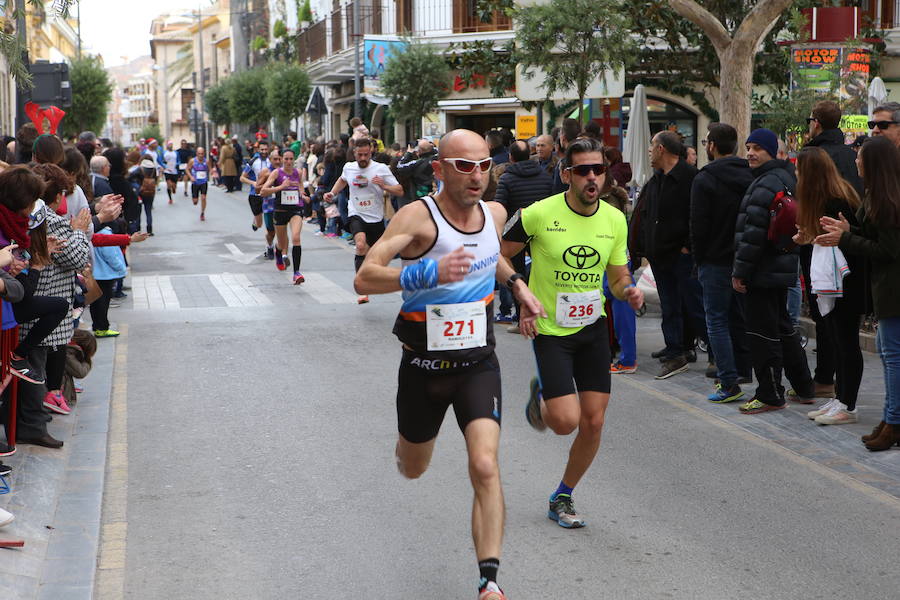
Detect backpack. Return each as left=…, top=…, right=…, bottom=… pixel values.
left=140, top=175, right=156, bottom=198
left=767, top=187, right=798, bottom=252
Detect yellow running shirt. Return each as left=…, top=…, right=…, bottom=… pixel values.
left=504, top=192, right=628, bottom=337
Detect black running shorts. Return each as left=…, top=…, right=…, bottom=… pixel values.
left=191, top=183, right=208, bottom=198
left=396, top=350, right=501, bottom=444
left=164, top=173, right=180, bottom=183
left=274, top=208, right=303, bottom=226
left=248, top=195, right=263, bottom=216
left=348, top=215, right=385, bottom=248
left=532, top=318, right=611, bottom=400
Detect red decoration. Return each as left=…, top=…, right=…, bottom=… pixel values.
left=42, top=106, right=65, bottom=135
left=25, top=102, right=44, bottom=133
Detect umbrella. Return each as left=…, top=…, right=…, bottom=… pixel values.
left=622, top=84, right=651, bottom=188
left=868, top=77, right=888, bottom=119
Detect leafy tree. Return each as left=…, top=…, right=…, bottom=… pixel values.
left=1, top=0, right=77, bottom=88
left=265, top=62, right=311, bottom=124
left=513, top=0, right=634, bottom=125
left=445, top=40, right=515, bottom=99
left=251, top=35, right=269, bottom=52
left=298, top=0, right=312, bottom=23
left=204, top=79, right=232, bottom=129
left=226, top=67, right=271, bottom=126
left=64, top=56, right=113, bottom=138
left=380, top=40, right=449, bottom=134
left=273, top=19, right=288, bottom=38
left=139, top=123, right=162, bottom=142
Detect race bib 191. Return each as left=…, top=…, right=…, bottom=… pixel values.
left=425, top=301, right=487, bottom=351
left=555, top=290, right=601, bottom=328
left=282, top=190, right=300, bottom=206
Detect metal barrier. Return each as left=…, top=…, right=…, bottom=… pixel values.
left=0, top=307, right=19, bottom=452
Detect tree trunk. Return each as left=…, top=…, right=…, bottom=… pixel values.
left=578, top=94, right=585, bottom=126
left=717, top=44, right=756, bottom=149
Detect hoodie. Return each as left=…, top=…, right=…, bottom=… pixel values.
left=690, top=156, right=755, bottom=266
left=492, top=159, right=554, bottom=217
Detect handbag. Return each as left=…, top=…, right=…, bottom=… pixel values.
left=81, top=271, right=103, bottom=306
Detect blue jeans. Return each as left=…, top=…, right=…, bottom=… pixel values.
left=697, top=263, right=751, bottom=387
left=786, top=278, right=801, bottom=328
left=876, top=317, right=900, bottom=425
left=603, top=273, right=636, bottom=365
left=651, top=253, right=707, bottom=359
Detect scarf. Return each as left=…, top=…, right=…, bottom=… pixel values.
left=0, top=203, right=31, bottom=248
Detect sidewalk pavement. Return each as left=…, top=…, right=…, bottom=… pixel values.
left=626, top=315, right=900, bottom=498
left=0, top=335, right=116, bottom=600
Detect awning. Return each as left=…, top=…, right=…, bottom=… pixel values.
left=305, top=87, right=328, bottom=114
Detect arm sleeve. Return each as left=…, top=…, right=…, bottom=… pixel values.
left=50, top=222, right=90, bottom=272
left=381, top=164, right=399, bottom=186
left=502, top=208, right=533, bottom=244
left=91, top=233, right=131, bottom=247
left=839, top=226, right=900, bottom=262
left=15, top=268, right=41, bottom=299
left=0, top=271, right=24, bottom=303
left=338, top=163, right=350, bottom=184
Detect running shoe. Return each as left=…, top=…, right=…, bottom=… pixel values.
left=251, top=224, right=259, bottom=231
left=786, top=388, right=815, bottom=404
left=283, top=256, right=291, bottom=269
left=266, top=247, right=275, bottom=260
left=814, top=401, right=857, bottom=425
left=525, top=376, right=546, bottom=432
left=0, top=442, right=15, bottom=457
left=0, top=507, right=14, bottom=528
left=807, top=398, right=839, bottom=420
left=325, top=232, right=337, bottom=238
left=655, top=356, right=688, bottom=380
left=293, top=272, right=305, bottom=285
left=94, top=329, right=121, bottom=338
left=0, top=463, right=11, bottom=476
left=609, top=362, right=637, bottom=374
left=275, top=253, right=285, bottom=271
left=494, top=313, right=516, bottom=324
left=357, top=295, right=370, bottom=304
left=341, top=232, right=352, bottom=241
left=43, top=391, right=71, bottom=416
left=478, top=581, right=507, bottom=600
left=548, top=494, right=585, bottom=528
left=9, top=356, right=45, bottom=384
left=200, top=212, right=205, bottom=221
left=739, top=398, right=784, bottom=414
left=707, top=383, right=744, bottom=403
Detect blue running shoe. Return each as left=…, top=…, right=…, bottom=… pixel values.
left=707, top=383, right=745, bottom=404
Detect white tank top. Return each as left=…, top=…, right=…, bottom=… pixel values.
left=393, top=196, right=500, bottom=361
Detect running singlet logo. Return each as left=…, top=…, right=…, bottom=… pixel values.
left=562, top=245, right=601, bottom=270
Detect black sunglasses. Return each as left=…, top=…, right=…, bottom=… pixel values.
left=806, top=117, right=818, bottom=124
left=566, top=163, right=607, bottom=177
left=868, top=120, right=898, bottom=130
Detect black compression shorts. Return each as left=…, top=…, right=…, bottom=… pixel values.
left=191, top=183, right=208, bottom=198
left=164, top=173, right=180, bottom=183
left=532, top=318, right=611, bottom=400
left=248, top=195, right=263, bottom=216
left=348, top=215, right=385, bottom=247
left=396, top=350, right=501, bottom=444
left=274, top=208, right=303, bottom=226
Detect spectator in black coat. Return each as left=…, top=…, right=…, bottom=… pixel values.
left=395, top=140, right=437, bottom=208
left=631, top=131, right=707, bottom=379
left=691, top=123, right=754, bottom=401
left=486, top=130, right=508, bottom=165
left=105, top=148, right=141, bottom=233
left=493, top=140, right=553, bottom=219
left=732, top=128, right=814, bottom=413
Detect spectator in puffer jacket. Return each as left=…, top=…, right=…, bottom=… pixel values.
left=732, top=128, right=814, bottom=414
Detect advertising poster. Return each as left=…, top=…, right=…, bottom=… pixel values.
left=364, top=38, right=408, bottom=96
left=791, top=46, right=870, bottom=116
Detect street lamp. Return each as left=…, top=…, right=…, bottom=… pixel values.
left=152, top=64, right=169, bottom=141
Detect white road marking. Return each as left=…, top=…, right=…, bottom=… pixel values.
left=130, top=275, right=181, bottom=310
left=219, top=243, right=256, bottom=265
left=301, top=272, right=359, bottom=304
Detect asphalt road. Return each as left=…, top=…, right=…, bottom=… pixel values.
left=108, top=183, right=900, bottom=599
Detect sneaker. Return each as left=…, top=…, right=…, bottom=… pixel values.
left=293, top=272, right=305, bottom=285
left=265, top=247, right=275, bottom=260
left=0, top=442, right=15, bottom=457
left=325, top=232, right=337, bottom=238
left=275, top=253, right=286, bottom=271
left=707, top=383, right=745, bottom=403
left=283, top=256, right=291, bottom=269
left=495, top=313, right=516, bottom=324
left=814, top=401, right=857, bottom=425
left=739, top=398, right=784, bottom=414
left=525, top=376, right=546, bottom=431
left=94, top=329, right=121, bottom=338
left=109, top=300, right=123, bottom=309
left=113, top=291, right=127, bottom=299
left=610, top=362, right=637, bottom=374
left=506, top=323, right=520, bottom=334
left=0, top=507, right=14, bottom=528
left=786, top=388, right=815, bottom=404
left=341, top=232, right=352, bottom=241
left=548, top=494, right=585, bottom=528
left=478, top=581, right=507, bottom=600
left=650, top=348, right=667, bottom=359
left=43, top=391, right=71, bottom=415
left=314, top=230, right=323, bottom=236
left=685, top=349, right=697, bottom=363
left=251, top=224, right=259, bottom=231
left=0, top=463, right=10, bottom=476
left=705, top=362, right=717, bottom=378
left=200, top=212, right=205, bottom=221
left=807, top=398, right=839, bottom=420
left=357, top=295, right=370, bottom=304
left=9, top=356, right=44, bottom=384
left=655, top=356, right=688, bottom=380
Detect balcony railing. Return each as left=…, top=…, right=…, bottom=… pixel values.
left=859, top=0, right=900, bottom=29
left=295, top=0, right=512, bottom=65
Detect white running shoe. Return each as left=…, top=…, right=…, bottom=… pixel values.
left=0, top=507, right=14, bottom=527
left=807, top=397, right=838, bottom=420
left=814, top=401, right=858, bottom=425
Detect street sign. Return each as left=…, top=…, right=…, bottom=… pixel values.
left=516, top=115, right=537, bottom=139
left=27, top=62, right=72, bottom=107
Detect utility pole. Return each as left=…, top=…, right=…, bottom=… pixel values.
left=353, top=0, right=361, bottom=121
left=197, top=3, right=206, bottom=148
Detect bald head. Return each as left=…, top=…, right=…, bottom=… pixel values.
left=417, top=140, right=434, bottom=155
left=535, top=134, right=554, bottom=161
left=438, top=129, right=489, bottom=160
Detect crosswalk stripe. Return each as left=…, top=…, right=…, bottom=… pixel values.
left=130, top=275, right=181, bottom=310
left=300, top=272, right=359, bottom=304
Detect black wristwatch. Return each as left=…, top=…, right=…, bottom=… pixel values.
left=506, top=273, right=525, bottom=289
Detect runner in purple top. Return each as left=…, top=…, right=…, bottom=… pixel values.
left=259, top=149, right=308, bottom=284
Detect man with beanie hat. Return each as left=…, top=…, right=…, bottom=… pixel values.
left=732, top=128, right=815, bottom=414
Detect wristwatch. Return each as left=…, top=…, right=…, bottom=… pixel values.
left=506, top=273, right=525, bottom=289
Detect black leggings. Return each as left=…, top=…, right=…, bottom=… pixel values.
left=90, top=279, right=117, bottom=331
left=823, top=299, right=863, bottom=410
left=12, top=296, right=68, bottom=357
left=45, top=345, right=66, bottom=391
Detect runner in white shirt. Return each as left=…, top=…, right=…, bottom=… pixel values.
left=324, top=137, right=403, bottom=303
left=162, top=141, right=179, bottom=203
